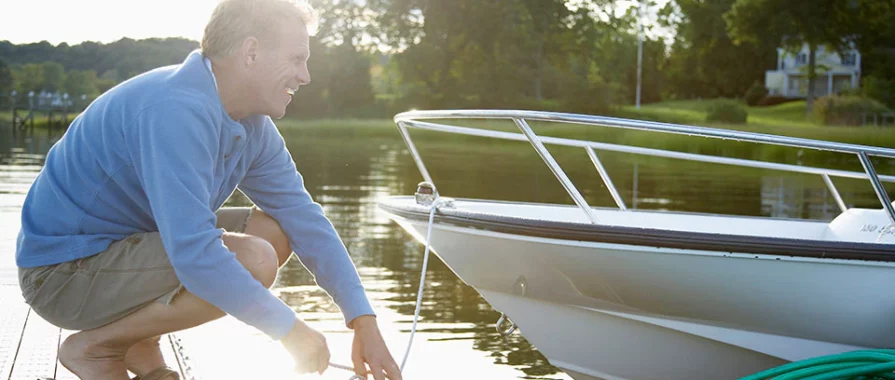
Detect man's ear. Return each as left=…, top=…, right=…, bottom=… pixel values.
left=241, top=37, right=260, bottom=67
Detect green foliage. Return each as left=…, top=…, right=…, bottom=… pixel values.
left=327, top=41, right=375, bottom=116
left=705, top=99, right=748, bottom=123
left=860, top=11, right=895, bottom=107
left=362, top=0, right=643, bottom=112
left=0, top=37, right=197, bottom=99
left=41, top=62, right=65, bottom=93
left=744, top=82, right=768, bottom=106
left=861, top=76, right=895, bottom=110
left=620, top=99, right=815, bottom=127
left=812, top=95, right=890, bottom=126
left=559, top=59, right=618, bottom=115
left=0, top=38, right=197, bottom=80
left=15, top=64, right=43, bottom=93
left=663, top=0, right=775, bottom=99
left=0, top=59, right=12, bottom=94
left=64, top=70, right=99, bottom=97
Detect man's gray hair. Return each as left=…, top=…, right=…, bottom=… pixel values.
left=201, top=0, right=318, bottom=59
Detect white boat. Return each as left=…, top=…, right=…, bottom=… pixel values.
left=376, top=110, right=895, bottom=380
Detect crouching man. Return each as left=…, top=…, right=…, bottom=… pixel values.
left=15, top=1, right=401, bottom=379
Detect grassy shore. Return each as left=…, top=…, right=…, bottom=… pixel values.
left=276, top=101, right=894, bottom=148
left=4, top=99, right=893, bottom=148
left=618, top=99, right=815, bottom=128
left=616, top=99, right=894, bottom=147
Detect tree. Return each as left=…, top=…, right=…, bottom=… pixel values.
left=41, top=61, right=65, bottom=93
left=0, top=59, right=12, bottom=95
left=327, top=39, right=376, bottom=116
left=64, top=70, right=99, bottom=98
left=367, top=0, right=615, bottom=109
left=0, top=37, right=198, bottom=85
left=858, top=5, right=895, bottom=108
left=15, top=63, right=44, bottom=93
left=515, top=0, right=574, bottom=101
left=725, top=0, right=895, bottom=112
left=661, top=0, right=775, bottom=99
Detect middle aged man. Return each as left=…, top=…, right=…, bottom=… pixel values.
left=15, top=1, right=402, bottom=379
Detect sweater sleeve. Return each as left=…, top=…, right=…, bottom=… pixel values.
left=238, top=118, right=375, bottom=327
left=125, top=102, right=296, bottom=339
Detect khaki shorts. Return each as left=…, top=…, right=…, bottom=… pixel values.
left=18, top=206, right=256, bottom=331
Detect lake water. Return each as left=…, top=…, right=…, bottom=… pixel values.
left=0, top=120, right=892, bottom=379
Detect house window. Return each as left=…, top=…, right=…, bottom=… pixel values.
left=796, top=53, right=807, bottom=65
left=842, top=53, right=856, bottom=66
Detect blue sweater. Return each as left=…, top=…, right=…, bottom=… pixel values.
left=16, top=50, right=374, bottom=339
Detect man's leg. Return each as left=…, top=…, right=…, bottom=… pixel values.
left=60, top=233, right=280, bottom=380
left=123, top=335, right=164, bottom=377
left=123, top=208, right=293, bottom=378
left=243, top=208, right=293, bottom=267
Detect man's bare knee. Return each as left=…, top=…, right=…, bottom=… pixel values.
left=245, top=209, right=292, bottom=267
left=224, top=234, right=278, bottom=288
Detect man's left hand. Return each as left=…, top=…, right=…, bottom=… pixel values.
left=350, top=316, right=402, bottom=380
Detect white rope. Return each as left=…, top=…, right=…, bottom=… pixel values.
left=330, top=198, right=443, bottom=380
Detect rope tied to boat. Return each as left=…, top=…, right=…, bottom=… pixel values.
left=329, top=196, right=450, bottom=380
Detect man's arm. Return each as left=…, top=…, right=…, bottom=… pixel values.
left=125, top=101, right=296, bottom=339
left=238, top=118, right=375, bottom=327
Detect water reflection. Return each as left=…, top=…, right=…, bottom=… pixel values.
left=760, top=176, right=843, bottom=220
left=0, top=133, right=52, bottom=214
left=255, top=128, right=573, bottom=378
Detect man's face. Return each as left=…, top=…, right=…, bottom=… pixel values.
left=248, top=22, right=311, bottom=119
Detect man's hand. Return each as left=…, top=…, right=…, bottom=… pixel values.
left=350, top=316, right=402, bottom=380
left=281, top=317, right=331, bottom=375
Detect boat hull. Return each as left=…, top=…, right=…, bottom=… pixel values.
left=383, top=204, right=895, bottom=380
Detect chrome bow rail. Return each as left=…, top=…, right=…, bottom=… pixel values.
left=393, top=110, right=895, bottom=225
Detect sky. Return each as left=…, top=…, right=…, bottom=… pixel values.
left=1, top=0, right=221, bottom=45
left=1, top=0, right=672, bottom=46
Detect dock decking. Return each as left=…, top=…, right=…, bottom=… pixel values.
left=0, top=285, right=192, bottom=380
left=0, top=194, right=191, bottom=380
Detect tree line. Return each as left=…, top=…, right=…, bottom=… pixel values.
left=1, top=0, right=893, bottom=117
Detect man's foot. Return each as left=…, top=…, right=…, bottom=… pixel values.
left=131, top=366, right=180, bottom=380
left=59, top=332, right=130, bottom=380
left=125, top=336, right=166, bottom=376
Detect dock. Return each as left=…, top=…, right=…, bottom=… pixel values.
left=0, top=198, right=192, bottom=380
left=0, top=286, right=192, bottom=380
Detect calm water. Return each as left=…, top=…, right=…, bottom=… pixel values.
left=1, top=122, right=892, bottom=379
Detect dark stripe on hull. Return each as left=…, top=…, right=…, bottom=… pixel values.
left=379, top=200, right=895, bottom=262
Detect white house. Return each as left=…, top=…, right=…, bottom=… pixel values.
left=765, top=43, right=861, bottom=98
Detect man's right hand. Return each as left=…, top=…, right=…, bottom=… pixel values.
left=281, top=317, right=331, bottom=375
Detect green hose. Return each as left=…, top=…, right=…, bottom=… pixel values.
left=740, top=350, right=895, bottom=380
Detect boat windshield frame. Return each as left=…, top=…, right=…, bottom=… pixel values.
left=393, top=110, right=895, bottom=226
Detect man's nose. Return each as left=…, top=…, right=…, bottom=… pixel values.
left=297, top=65, right=311, bottom=86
